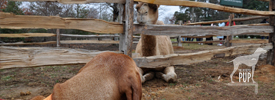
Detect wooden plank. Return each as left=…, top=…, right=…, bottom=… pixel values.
left=267, top=0, right=275, bottom=65
left=181, top=35, right=215, bottom=38
left=60, top=40, right=120, bottom=44
left=0, top=33, right=56, bottom=38
left=181, top=40, right=224, bottom=43
left=133, top=25, right=273, bottom=36
left=0, top=41, right=56, bottom=46
left=226, top=14, right=233, bottom=47
left=56, top=29, right=60, bottom=47
left=187, top=16, right=268, bottom=25
left=10, top=0, right=125, bottom=4
left=0, top=46, right=121, bottom=69
left=60, top=34, right=140, bottom=38
left=135, top=0, right=275, bottom=16
left=61, top=34, right=120, bottom=38
left=177, top=21, right=182, bottom=46
left=0, top=12, right=123, bottom=33
left=230, top=39, right=269, bottom=43
left=123, top=0, right=134, bottom=57
left=133, top=43, right=273, bottom=68
left=119, top=4, right=125, bottom=52
left=241, top=33, right=269, bottom=36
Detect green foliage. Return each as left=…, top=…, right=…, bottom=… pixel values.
left=173, top=11, right=190, bottom=24
left=1, top=1, right=23, bottom=15
left=28, top=29, right=48, bottom=33
left=243, top=0, right=269, bottom=11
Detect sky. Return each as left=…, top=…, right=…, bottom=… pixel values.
left=158, top=5, right=181, bottom=21
left=20, top=2, right=181, bottom=22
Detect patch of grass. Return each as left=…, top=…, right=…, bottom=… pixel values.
left=161, top=99, right=166, bottom=100
left=199, top=92, right=205, bottom=95
left=171, top=39, right=177, bottom=42
left=196, top=84, right=200, bottom=87
left=1, top=75, right=13, bottom=81
left=169, top=83, right=176, bottom=86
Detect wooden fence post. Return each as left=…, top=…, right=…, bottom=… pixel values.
left=267, top=0, right=275, bottom=65
left=56, top=29, right=60, bottom=47
left=121, top=0, right=134, bottom=57
left=226, top=14, right=234, bottom=47
left=177, top=20, right=183, bottom=46
left=119, top=4, right=125, bottom=52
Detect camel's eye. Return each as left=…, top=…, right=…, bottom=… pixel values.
left=145, top=12, right=148, bottom=14
left=143, top=3, right=148, bottom=6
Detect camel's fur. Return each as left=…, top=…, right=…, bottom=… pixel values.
left=31, top=52, right=142, bottom=100
left=135, top=2, right=177, bottom=83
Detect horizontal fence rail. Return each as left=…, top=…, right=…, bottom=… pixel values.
left=134, top=43, right=273, bottom=68
left=133, top=25, right=273, bottom=36
left=0, top=12, right=123, bottom=33
left=10, top=0, right=126, bottom=4
left=0, top=43, right=272, bottom=69
left=0, top=46, right=122, bottom=69
left=0, top=33, right=56, bottom=37
left=187, top=16, right=268, bottom=25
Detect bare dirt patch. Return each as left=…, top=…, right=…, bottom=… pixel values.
left=1, top=44, right=274, bottom=100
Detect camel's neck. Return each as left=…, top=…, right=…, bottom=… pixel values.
left=141, top=34, right=157, bottom=56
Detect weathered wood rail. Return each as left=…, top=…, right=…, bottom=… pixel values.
left=133, top=25, right=273, bottom=36
left=187, top=16, right=268, bottom=25
left=134, top=43, right=273, bottom=68
left=0, top=43, right=272, bottom=69
left=0, top=46, right=121, bottom=69
left=0, top=33, right=56, bottom=37
left=0, top=12, right=123, bottom=34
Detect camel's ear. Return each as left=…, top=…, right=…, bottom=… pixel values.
left=148, top=4, right=159, bottom=11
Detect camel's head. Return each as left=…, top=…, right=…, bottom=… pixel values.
left=136, top=2, right=159, bottom=25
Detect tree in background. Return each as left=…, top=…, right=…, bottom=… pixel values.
left=0, top=1, right=27, bottom=42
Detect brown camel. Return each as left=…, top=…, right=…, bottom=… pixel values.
left=135, top=2, right=177, bottom=83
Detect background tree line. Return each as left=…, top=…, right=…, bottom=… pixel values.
left=164, top=0, right=269, bottom=24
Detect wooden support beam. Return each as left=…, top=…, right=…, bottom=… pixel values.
left=133, top=43, right=272, bottom=68
left=0, top=12, right=123, bottom=33
left=60, top=40, right=120, bottom=44
left=181, top=40, right=224, bottom=43
left=119, top=4, right=125, bottom=52
left=0, top=46, right=121, bottom=69
left=177, top=20, right=183, bottom=46
left=135, top=0, right=275, bottom=16
left=0, top=33, right=56, bottom=38
left=60, top=34, right=120, bottom=38
left=181, top=35, right=215, bottom=38
left=133, top=25, right=273, bottom=36
left=10, top=0, right=125, bottom=4
left=56, top=29, right=60, bottom=47
left=0, top=41, right=56, bottom=46
left=267, top=0, right=275, bottom=65
left=230, top=39, right=269, bottom=43
left=187, top=16, right=268, bottom=25
left=226, top=14, right=234, bottom=47
left=123, top=0, right=134, bottom=57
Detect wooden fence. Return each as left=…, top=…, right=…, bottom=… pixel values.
left=0, top=0, right=275, bottom=69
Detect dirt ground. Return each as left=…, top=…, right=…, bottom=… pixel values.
left=1, top=43, right=275, bottom=100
